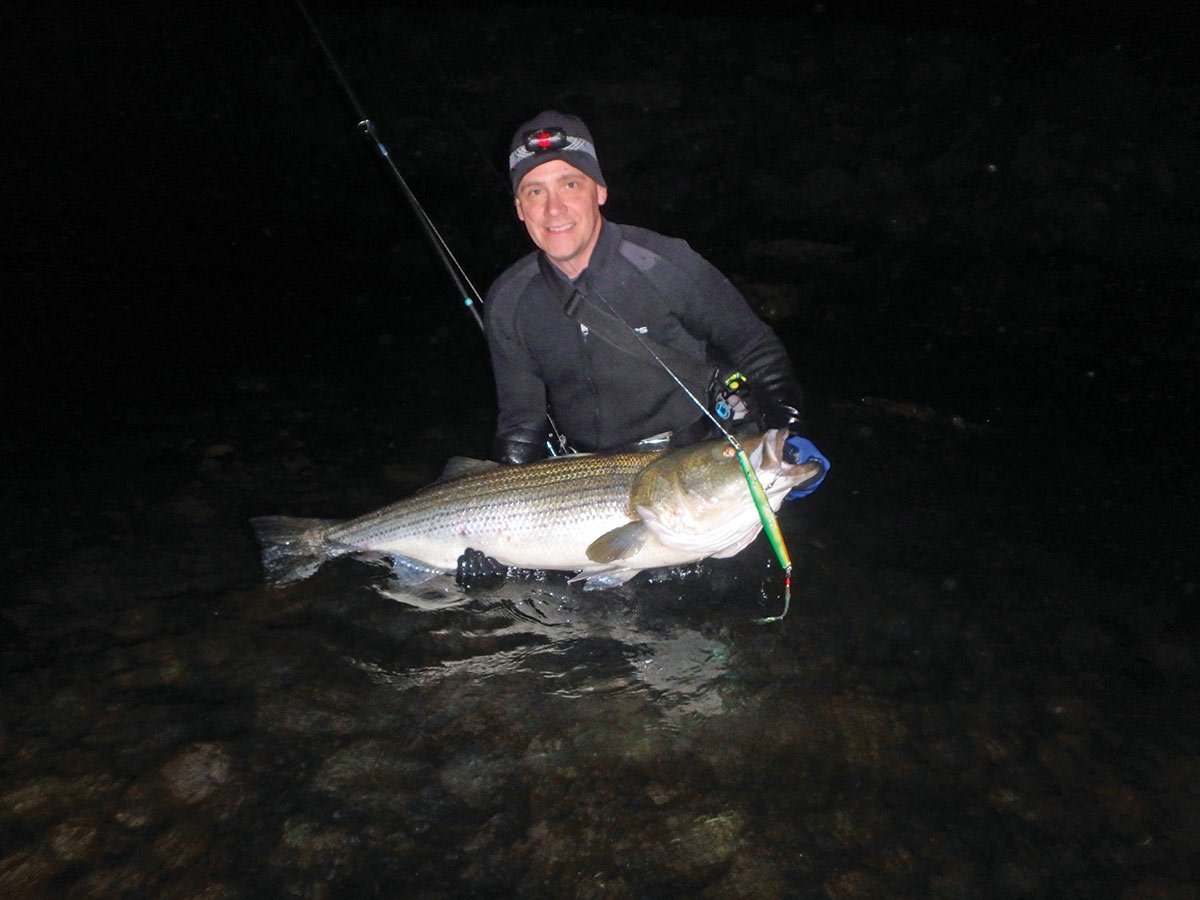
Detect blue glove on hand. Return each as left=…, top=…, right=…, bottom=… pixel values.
left=783, top=435, right=830, bottom=500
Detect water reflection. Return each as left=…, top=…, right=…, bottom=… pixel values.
left=356, top=570, right=738, bottom=720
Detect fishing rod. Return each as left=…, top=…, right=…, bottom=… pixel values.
left=293, top=0, right=484, bottom=332
left=293, top=0, right=576, bottom=456
left=587, top=289, right=797, bottom=623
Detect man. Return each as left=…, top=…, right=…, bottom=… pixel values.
left=457, top=110, right=821, bottom=584
left=483, top=110, right=809, bottom=463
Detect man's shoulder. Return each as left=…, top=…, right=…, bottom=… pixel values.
left=486, top=252, right=541, bottom=310
left=612, top=223, right=710, bottom=288
left=617, top=223, right=687, bottom=253
left=615, top=223, right=702, bottom=269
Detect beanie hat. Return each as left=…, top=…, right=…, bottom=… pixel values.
left=508, top=110, right=605, bottom=193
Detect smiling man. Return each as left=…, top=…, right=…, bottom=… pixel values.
left=482, top=110, right=809, bottom=464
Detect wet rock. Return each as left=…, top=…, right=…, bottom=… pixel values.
left=648, top=810, right=745, bottom=881
left=43, top=687, right=103, bottom=741
left=67, top=864, right=149, bottom=898
left=986, top=779, right=1062, bottom=826
left=0, top=773, right=121, bottom=825
left=0, top=848, right=62, bottom=897
left=160, top=742, right=234, bottom=806
left=967, top=727, right=1024, bottom=766
left=438, top=749, right=513, bottom=810
left=701, top=853, right=789, bottom=900
left=153, top=820, right=211, bottom=872
left=115, top=778, right=167, bottom=829
left=823, top=869, right=884, bottom=899
left=111, top=641, right=193, bottom=690
left=832, top=807, right=883, bottom=848
left=0, top=778, right=67, bottom=823
left=271, top=817, right=355, bottom=871
left=255, top=691, right=361, bottom=736
left=47, top=815, right=100, bottom=863
left=458, top=812, right=523, bottom=890
left=881, top=844, right=920, bottom=879
left=310, top=738, right=428, bottom=813
left=821, top=691, right=911, bottom=773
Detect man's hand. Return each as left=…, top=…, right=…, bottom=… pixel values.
left=455, top=548, right=507, bottom=589
left=783, top=435, right=830, bottom=500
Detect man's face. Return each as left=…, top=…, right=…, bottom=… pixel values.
left=514, top=159, right=608, bottom=279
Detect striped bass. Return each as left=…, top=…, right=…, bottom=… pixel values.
left=251, top=428, right=823, bottom=588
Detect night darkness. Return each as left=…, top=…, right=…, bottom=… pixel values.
left=3, top=1, right=1199, bottom=897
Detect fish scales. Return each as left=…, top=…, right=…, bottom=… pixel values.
left=325, top=452, right=657, bottom=550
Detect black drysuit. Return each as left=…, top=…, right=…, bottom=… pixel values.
left=484, top=219, right=804, bottom=464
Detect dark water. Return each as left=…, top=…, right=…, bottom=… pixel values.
left=3, top=329, right=1197, bottom=897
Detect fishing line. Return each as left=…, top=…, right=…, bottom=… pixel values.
left=293, top=0, right=484, bottom=332
left=588, top=289, right=794, bottom=622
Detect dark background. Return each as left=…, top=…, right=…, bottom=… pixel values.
left=4, top=0, right=1197, bottom=577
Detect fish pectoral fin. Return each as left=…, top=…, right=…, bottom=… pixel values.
left=585, top=521, right=650, bottom=563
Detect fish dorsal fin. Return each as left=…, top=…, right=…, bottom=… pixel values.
left=586, top=521, right=649, bottom=563
left=436, top=456, right=501, bottom=482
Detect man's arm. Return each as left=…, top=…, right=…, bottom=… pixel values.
left=671, top=248, right=806, bottom=432
left=485, top=300, right=551, bottom=464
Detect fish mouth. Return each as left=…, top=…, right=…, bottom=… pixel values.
left=755, top=428, right=825, bottom=489
left=759, top=428, right=788, bottom=471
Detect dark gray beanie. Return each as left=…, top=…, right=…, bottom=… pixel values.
left=508, top=110, right=605, bottom=193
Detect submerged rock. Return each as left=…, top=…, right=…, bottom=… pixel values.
left=0, top=848, right=62, bottom=897
left=161, top=743, right=229, bottom=803
left=47, top=815, right=100, bottom=863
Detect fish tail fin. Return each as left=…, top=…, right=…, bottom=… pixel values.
left=249, top=516, right=341, bottom=584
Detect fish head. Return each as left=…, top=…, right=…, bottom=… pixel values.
left=629, top=429, right=825, bottom=539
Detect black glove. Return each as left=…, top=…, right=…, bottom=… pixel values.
left=738, top=335, right=806, bottom=435
left=755, top=369, right=805, bottom=435
left=761, top=396, right=804, bottom=433
left=492, top=426, right=548, bottom=465
left=455, top=547, right=507, bottom=589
